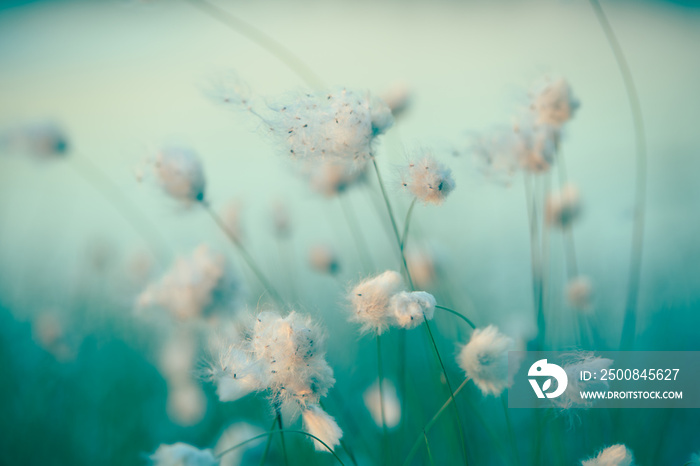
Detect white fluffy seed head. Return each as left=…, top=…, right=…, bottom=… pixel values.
left=251, top=311, right=335, bottom=409
left=154, top=147, right=206, bottom=203
left=301, top=404, right=343, bottom=452
left=349, top=271, right=405, bottom=335
left=530, top=77, right=580, bottom=127
left=581, top=444, right=636, bottom=466
left=267, top=88, right=393, bottom=168
left=400, top=154, right=455, bottom=205
left=363, top=379, right=402, bottom=429
left=567, top=276, right=593, bottom=311
left=457, top=325, right=514, bottom=396
left=546, top=184, right=582, bottom=228
left=308, top=244, right=341, bottom=275
left=406, top=249, right=437, bottom=289
left=137, top=245, right=240, bottom=320
left=149, top=443, right=218, bottom=466
left=381, top=82, right=411, bottom=118
left=389, top=291, right=436, bottom=329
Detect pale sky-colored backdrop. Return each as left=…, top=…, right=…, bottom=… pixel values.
left=1, top=0, right=699, bottom=351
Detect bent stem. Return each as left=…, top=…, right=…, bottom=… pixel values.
left=370, top=157, right=414, bottom=289
left=435, top=304, right=476, bottom=329
left=68, top=155, right=170, bottom=267
left=422, top=318, right=469, bottom=465
left=402, top=378, right=469, bottom=466
left=276, top=407, right=290, bottom=466
left=217, top=429, right=345, bottom=465
left=185, top=0, right=325, bottom=89
left=588, top=0, right=647, bottom=350
left=400, top=197, right=418, bottom=251
left=258, top=416, right=278, bottom=466
left=202, top=202, right=284, bottom=305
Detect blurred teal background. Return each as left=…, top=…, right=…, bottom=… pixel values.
left=1, top=0, right=700, bottom=464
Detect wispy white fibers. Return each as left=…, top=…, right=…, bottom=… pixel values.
left=457, top=325, right=515, bottom=396
left=137, top=146, right=206, bottom=204
left=2, top=121, right=69, bottom=158
left=546, top=184, right=582, bottom=228
left=211, top=311, right=336, bottom=410
left=210, top=311, right=341, bottom=451
left=389, top=291, right=436, bottom=330
left=150, top=443, right=218, bottom=466
left=301, top=404, right=343, bottom=452
left=529, top=77, right=580, bottom=128
left=554, top=352, right=613, bottom=410
left=400, top=154, right=455, bottom=205
left=208, top=78, right=393, bottom=196
left=348, top=271, right=405, bottom=335
left=363, top=378, right=401, bottom=429
left=581, top=444, right=636, bottom=466
left=137, top=245, right=241, bottom=320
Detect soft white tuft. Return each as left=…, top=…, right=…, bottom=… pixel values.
left=153, top=147, right=206, bottom=204
left=530, top=77, right=580, bottom=127
left=400, top=154, right=455, bottom=205
left=581, top=444, right=636, bottom=466
left=389, top=291, right=436, bottom=329
left=458, top=325, right=514, bottom=396
left=349, top=271, right=405, bottom=335
left=546, top=184, right=582, bottom=228
left=301, top=404, right=343, bottom=452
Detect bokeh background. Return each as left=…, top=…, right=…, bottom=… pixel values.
left=1, top=0, right=699, bottom=464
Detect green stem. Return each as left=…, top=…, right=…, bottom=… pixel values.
left=588, top=0, right=647, bottom=350
left=276, top=408, right=289, bottom=466
left=422, top=318, right=468, bottom=465
left=258, top=417, right=278, bottom=466
left=434, top=305, right=476, bottom=329
left=400, top=197, right=418, bottom=251
left=402, top=378, right=469, bottom=466
left=370, top=157, right=414, bottom=290
left=202, top=202, right=284, bottom=305
left=216, top=429, right=345, bottom=465
left=424, top=433, right=436, bottom=466
left=185, top=0, right=325, bottom=89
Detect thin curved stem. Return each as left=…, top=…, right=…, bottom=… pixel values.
left=216, top=429, right=345, bottom=465
left=588, top=0, right=647, bottom=350
left=422, top=318, right=469, bottom=465
left=402, top=378, right=469, bottom=466
left=400, top=197, right=417, bottom=252
left=424, top=433, right=436, bottom=466
left=275, top=408, right=289, bottom=466
left=257, top=417, right=278, bottom=466
left=185, top=0, right=325, bottom=89
left=202, top=202, right=284, bottom=305
left=68, top=155, right=170, bottom=267
left=370, top=157, right=414, bottom=289
left=434, top=305, right=476, bottom=329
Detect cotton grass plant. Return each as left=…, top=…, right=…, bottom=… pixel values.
left=1, top=1, right=690, bottom=465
